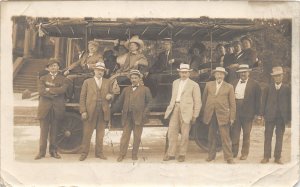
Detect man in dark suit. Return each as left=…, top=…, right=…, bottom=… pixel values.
left=201, top=67, right=236, bottom=164
left=261, top=66, right=291, bottom=164
left=35, top=58, right=68, bottom=160
left=114, top=70, right=152, bottom=162
left=79, top=62, right=117, bottom=161
left=231, top=64, right=262, bottom=160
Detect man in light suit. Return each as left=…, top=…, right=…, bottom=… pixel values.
left=79, top=62, right=116, bottom=161
left=202, top=67, right=236, bottom=164
left=231, top=64, right=262, bottom=160
left=163, top=64, right=201, bottom=162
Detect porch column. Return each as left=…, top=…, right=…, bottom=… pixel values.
left=54, top=37, right=61, bottom=59
left=12, top=22, right=19, bottom=50
left=23, top=28, right=31, bottom=58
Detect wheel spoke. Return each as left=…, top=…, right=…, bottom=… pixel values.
left=72, top=128, right=82, bottom=132
left=56, top=136, right=65, bottom=145
left=57, top=133, right=64, bottom=137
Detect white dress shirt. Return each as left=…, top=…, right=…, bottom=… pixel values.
left=50, top=72, right=58, bottom=80
left=215, top=80, right=223, bottom=95
left=94, top=76, right=102, bottom=89
left=235, top=78, right=248, bottom=99
left=176, top=79, right=188, bottom=102
left=275, top=83, right=282, bottom=90
left=132, top=84, right=139, bottom=91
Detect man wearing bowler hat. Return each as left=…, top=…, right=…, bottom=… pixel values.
left=231, top=64, right=262, bottom=160
left=35, top=58, right=68, bottom=160
left=163, top=64, right=201, bottom=162
left=79, top=62, right=116, bottom=161
left=114, top=69, right=152, bottom=162
left=201, top=67, right=236, bottom=164
left=261, top=66, right=291, bottom=164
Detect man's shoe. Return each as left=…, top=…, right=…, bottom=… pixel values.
left=79, top=155, right=87, bottom=161
left=34, top=154, right=45, bottom=160
left=240, top=155, right=247, bottom=160
left=132, top=155, right=138, bottom=161
left=177, top=155, right=185, bottom=162
left=260, top=158, right=269, bottom=164
left=233, top=154, right=238, bottom=158
left=95, top=154, right=107, bottom=160
left=163, top=155, right=175, bottom=161
left=50, top=152, right=61, bottom=159
left=275, top=159, right=284, bottom=165
left=117, top=155, right=125, bottom=162
left=227, top=159, right=235, bottom=164
left=206, top=157, right=215, bottom=162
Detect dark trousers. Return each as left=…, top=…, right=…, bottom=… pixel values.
left=263, top=118, right=285, bottom=159
left=119, top=112, right=143, bottom=157
left=208, top=112, right=233, bottom=161
left=38, top=111, right=58, bottom=155
left=231, top=99, right=253, bottom=157
left=81, top=103, right=106, bottom=156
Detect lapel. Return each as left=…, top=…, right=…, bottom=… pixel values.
left=91, top=78, right=99, bottom=93
left=233, top=79, right=239, bottom=89
left=180, top=79, right=190, bottom=96
left=244, top=79, right=252, bottom=99
left=173, top=79, right=180, bottom=99
left=216, top=81, right=225, bottom=96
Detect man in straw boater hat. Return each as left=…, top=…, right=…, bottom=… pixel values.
left=231, top=64, right=262, bottom=160
left=64, top=40, right=103, bottom=99
left=163, top=63, right=201, bottom=162
left=113, top=69, right=152, bottom=162
left=79, top=61, right=116, bottom=161
left=116, top=35, right=149, bottom=75
left=201, top=67, right=236, bottom=164
left=35, top=58, right=69, bottom=160
left=261, top=66, right=291, bottom=164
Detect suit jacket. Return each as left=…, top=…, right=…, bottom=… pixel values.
left=238, top=48, right=257, bottom=68
left=164, top=78, right=201, bottom=124
left=37, top=73, right=68, bottom=120
left=69, top=52, right=103, bottom=72
left=79, top=78, right=113, bottom=123
left=261, top=83, right=291, bottom=123
left=232, top=78, right=261, bottom=120
left=201, top=81, right=236, bottom=126
left=113, top=85, right=152, bottom=126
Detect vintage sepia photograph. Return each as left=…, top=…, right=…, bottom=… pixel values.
left=1, top=1, right=299, bottom=186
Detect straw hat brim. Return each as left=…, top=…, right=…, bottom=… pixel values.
left=127, top=72, right=143, bottom=78
left=236, top=69, right=252, bottom=73
left=177, top=69, right=193, bottom=72
left=270, top=72, right=283, bottom=76
left=124, top=39, right=144, bottom=50
left=212, top=70, right=228, bottom=75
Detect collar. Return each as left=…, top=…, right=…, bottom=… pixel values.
left=130, top=51, right=139, bottom=55
left=239, top=78, right=249, bottom=84
left=275, top=82, right=282, bottom=89
left=94, top=76, right=102, bottom=81
left=180, top=78, right=189, bottom=83
left=88, top=53, right=94, bottom=57
left=132, top=84, right=140, bottom=88
left=216, top=80, right=223, bottom=85
left=50, top=72, right=58, bottom=77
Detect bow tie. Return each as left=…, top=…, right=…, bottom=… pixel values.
left=132, top=85, right=139, bottom=88
left=241, top=80, right=246, bottom=84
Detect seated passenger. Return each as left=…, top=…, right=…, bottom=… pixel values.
left=223, top=43, right=235, bottom=68
left=239, top=36, right=258, bottom=68
left=116, top=35, right=149, bottom=75
left=149, top=38, right=178, bottom=73
left=103, top=49, right=120, bottom=78
left=215, top=44, right=226, bottom=67
left=189, top=42, right=207, bottom=72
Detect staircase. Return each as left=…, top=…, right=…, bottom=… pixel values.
left=13, top=58, right=48, bottom=93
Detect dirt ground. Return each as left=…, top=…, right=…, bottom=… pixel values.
left=14, top=125, right=291, bottom=164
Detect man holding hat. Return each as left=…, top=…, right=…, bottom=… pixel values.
left=163, top=64, right=201, bottom=162
left=201, top=67, right=236, bottom=164
left=35, top=58, right=68, bottom=160
left=261, top=66, right=291, bottom=164
left=113, top=69, right=152, bottom=162
left=231, top=64, right=261, bottom=160
left=79, top=62, right=116, bottom=161
left=117, top=35, right=149, bottom=75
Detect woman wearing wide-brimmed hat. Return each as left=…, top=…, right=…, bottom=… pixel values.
left=116, top=35, right=149, bottom=75
left=239, top=36, right=258, bottom=68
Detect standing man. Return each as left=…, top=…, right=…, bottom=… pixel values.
left=202, top=67, right=236, bottom=164
left=261, top=66, right=291, bottom=164
left=163, top=64, right=201, bottom=162
left=35, top=58, right=68, bottom=160
left=231, top=64, right=262, bottom=160
left=79, top=62, right=116, bottom=161
left=114, top=70, right=152, bottom=162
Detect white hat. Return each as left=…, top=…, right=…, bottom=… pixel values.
left=124, top=35, right=144, bottom=50
left=270, top=66, right=284, bottom=76
left=128, top=69, right=143, bottom=78
left=177, top=63, right=193, bottom=72
left=236, top=64, right=252, bottom=73
left=93, top=62, right=106, bottom=70
left=212, top=67, right=228, bottom=75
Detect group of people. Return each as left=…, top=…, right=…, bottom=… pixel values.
left=35, top=35, right=290, bottom=165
